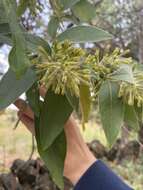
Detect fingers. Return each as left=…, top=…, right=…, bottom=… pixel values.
left=14, top=99, right=35, bottom=135
left=18, top=111, right=35, bottom=135
left=14, top=99, right=34, bottom=119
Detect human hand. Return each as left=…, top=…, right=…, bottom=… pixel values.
left=14, top=88, right=96, bottom=185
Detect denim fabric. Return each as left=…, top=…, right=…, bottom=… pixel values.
left=74, top=160, right=133, bottom=190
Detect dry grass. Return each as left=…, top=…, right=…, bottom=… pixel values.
left=0, top=109, right=142, bottom=189
left=0, top=109, right=38, bottom=172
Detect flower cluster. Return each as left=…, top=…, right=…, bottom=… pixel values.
left=91, top=48, right=132, bottom=79
left=34, top=40, right=138, bottom=103
left=118, top=71, right=143, bottom=107
left=89, top=48, right=133, bottom=98
left=36, top=41, right=91, bottom=97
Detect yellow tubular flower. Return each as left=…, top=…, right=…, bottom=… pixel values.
left=118, top=71, right=143, bottom=107
left=35, top=41, right=91, bottom=97
left=34, top=41, right=138, bottom=103
left=90, top=48, right=133, bottom=80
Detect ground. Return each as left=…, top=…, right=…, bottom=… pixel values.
left=0, top=109, right=142, bottom=190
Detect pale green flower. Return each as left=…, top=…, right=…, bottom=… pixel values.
left=118, top=71, right=143, bottom=107
left=36, top=41, right=91, bottom=96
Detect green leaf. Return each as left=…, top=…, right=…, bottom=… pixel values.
left=0, top=25, right=51, bottom=50
left=110, top=64, right=134, bottom=84
left=8, top=45, right=30, bottom=78
left=35, top=117, right=66, bottom=189
left=79, top=85, right=91, bottom=127
left=0, top=68, right=36, bottom=110
left=99, top=81, right=124, bottom=146
left=0, top=34, right=12, bottom=45
left=57, top=26, right=113, bottom=43
left=72, top=0, right=96, bottom=22
left=26, top=82, right=40, bottom=117
left=135, top=105, right=143, bottom=123
left=41, top=131, right=66, bottom=190
left=40, top=90, right=73, bottom=150
left=25, top=35, right=50, bottom=52
left=59, top=0, right=80, bottom=10
left=0, top=23, right=10, bottom=35
left=65, top=90, right=79, bottom=112
left=24, top=33, right=51, bottom=54
left=17, top=0, right=28, bottom=16
left=0, top=22, right=51, bottom=54
left=0, top=23, right=12, bottom=45
left=124, top=104, right=139, bottom=131
left=48, top=16, right=59, bottom=39
left=3, top=0, right=30, bottom=77
left=0, top=23, right=51, bottom=52
left=35, top=115, right=42, bottom=150
left=0, top=2, right=7, bottom=24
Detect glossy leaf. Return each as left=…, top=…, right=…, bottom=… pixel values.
left=48, top=16, right=59, bottom=39
left=99, top=81, right=124, bottom=146
left=40, top=90, right=73, bottom=150
left=3, top=0, right=30, bottom=77
left=124, top=104, right=139, bottom=131
left=0, top=68, right=36, bottom=110
left=72, top=0, right=96, bottom=22
left=57, top=26, right=113, bottom=43
left=110, top=64, right=134, bottom=84
left=79, top=85, right=91, bottom=127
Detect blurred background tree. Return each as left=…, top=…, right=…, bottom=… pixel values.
left=91, top=0, right=142, bottom=60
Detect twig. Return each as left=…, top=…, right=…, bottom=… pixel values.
left=13, top=117, right=21, bottom=130
left=13, top=101, right=27, bottom=130
left=28, top=135, right=35, bottom=160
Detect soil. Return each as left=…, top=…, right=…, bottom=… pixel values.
left=0, top=139, right=140, bottom=190
left=0, top=159, right=73, bottom=190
